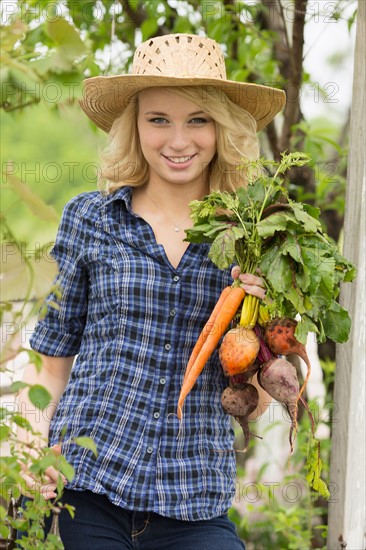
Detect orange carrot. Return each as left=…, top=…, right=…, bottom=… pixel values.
left=177, top=286, right=245, bottom=419
left=182, top=285, right=232, bottom=387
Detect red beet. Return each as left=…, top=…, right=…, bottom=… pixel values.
left=264, top=318, right=311, bottom=401
left=229, top=361, right=260, bottom=389
left=258, top=357, right=300, bottom=451
left=221, top=383, right=259, bottom=451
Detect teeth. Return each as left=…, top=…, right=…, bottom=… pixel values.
left=166, top=155, right=194, bottom=164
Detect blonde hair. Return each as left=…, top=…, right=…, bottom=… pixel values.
left=99, top=86, right=260, bottom=194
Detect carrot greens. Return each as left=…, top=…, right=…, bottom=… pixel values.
left=185, top=152, right=356, bottom=345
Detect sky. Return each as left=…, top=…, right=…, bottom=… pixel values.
left=302, top=2, right=356, bottom=122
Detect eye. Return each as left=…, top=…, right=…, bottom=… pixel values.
left=189, top=117, right=211, bottom=125
left=148, top=117, right=169, bottom=124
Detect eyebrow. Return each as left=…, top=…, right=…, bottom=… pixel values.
left=144, top=111, right=207, bottom=117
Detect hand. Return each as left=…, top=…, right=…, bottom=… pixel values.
left=18, top=444, right=67, bottom=500
left=231, top=266, right=266, bottom=300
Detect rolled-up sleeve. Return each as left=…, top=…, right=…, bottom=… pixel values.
left=30, top=197, right=88, bottom=357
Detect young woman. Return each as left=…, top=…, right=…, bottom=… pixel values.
left=18, top=34, right=285, bottom=549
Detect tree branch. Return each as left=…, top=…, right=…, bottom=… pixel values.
left=118, top=0, right=145, bottom=27
left=265, top=120, right=281, bottom=161
left=260, top=0, right=292, bottom=82
left=279, top=0, right=307, bottom=152
left=224, top=0, right=239, bottom=61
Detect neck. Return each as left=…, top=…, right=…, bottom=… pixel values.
left=142, top=179, right=209, bottom=211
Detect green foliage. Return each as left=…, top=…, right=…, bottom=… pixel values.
left=1, top=105, right=102, bottom=242
left=1, top=402, right=97, bottom=548
left=0, top=191, right=97, bottom=549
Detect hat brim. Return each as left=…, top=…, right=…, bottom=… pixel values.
left=79, top=74, right=286, bottom=133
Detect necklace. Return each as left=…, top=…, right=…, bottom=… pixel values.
left=146, top=192, right=191, bottom=232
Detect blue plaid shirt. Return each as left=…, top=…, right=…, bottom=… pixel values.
left=30, top=187, right=237, bottom=521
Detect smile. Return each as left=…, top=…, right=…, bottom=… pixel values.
left=163, top=155, right=196, bottom=164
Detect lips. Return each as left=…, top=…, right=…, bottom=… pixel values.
left=163, top=154, right=196, bottom=164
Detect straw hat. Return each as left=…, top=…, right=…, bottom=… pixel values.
left=80, top=33, right=286, bottom=133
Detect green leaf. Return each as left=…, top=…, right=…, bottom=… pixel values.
left=140, top=18, right=159, bottom=40
left=0, top=425, right=11, bottom=441
left=290, top=202, right=322, bottom=232
left=281, top=233, right=303, bottom=264
left=294, top=263, right=311, bottom=294
left=29, top=453, right=57, bottom=474
left=64, top=503, right=75, bottom=519
left=209, top=226, right=243, bottom=269
left=284, top=286, right=306, bottom=315
left=0, top=522, right=8, bottom=539
left=302, top=203, right=321, bottom=220
left=9, top=381, right=29, bottom=394
left=73, top=437, right=98, bottom=457
left=257, top=212, right=293, bottom=238
left=321, top=301, right=352, bottom=343
left=204, top=220, right=237, bottom=239
left=12, top=414, right=34, bottom=431
left=309, top=258, right=336, bottom=317
left=342, top=264, right=357, bottom=283
left=184, top=223, right=213, bottom=244
left=295, top=315, right=319, bottom=344
left=245, top=180, right=267, bottom=205
left=27, top=350, right=43, bottom=373
left=46, top=18, right=86, bottom=62
left=28, top=385, right=52, bottom=410
left=305, top=437, right=330, bottom=499
left=58, top=456, right=75, bottom=482
left=261, top=248, right=293, bottom=294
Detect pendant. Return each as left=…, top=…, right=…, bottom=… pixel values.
left=174, top=226, right=180, bottom=232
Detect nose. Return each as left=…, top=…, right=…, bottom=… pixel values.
left=169, top=125, right=190, bottom=151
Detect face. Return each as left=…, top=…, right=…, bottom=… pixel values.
left=137, top=88, right=217, bottom=189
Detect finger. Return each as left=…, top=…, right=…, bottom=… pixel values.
left=45, top=465, right=67, bottom=485
left=18, top=475, right=58, bottom=500
left=240, top=284, right=266, bottom=301
left=19, top=471, right=38, bottom=492
left=19, top=472, right=53, bottom=496
left=50, top=444, right=62, bottom=456
left=231, top=265, right=241, bottom=279
left=19, top=460, right=54, bottom=483
left=239, top=273, right=265, bottom=287
left=41, top=483, right=58, bottom=500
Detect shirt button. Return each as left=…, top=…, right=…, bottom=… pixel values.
left=169, top=309, right=176, bottom=317
left=159, top=377, right=166, bottom=385
left=153, top=411, right=160, bottom=419
left=146, top=446, right=153, bottom=454
left=173, top=275, right=180, bottom=282
left=164, top=343, right=171, bottom=351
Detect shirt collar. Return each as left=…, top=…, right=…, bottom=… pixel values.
left=99, top=186, right=133, bottom=211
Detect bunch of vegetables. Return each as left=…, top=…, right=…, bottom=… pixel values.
left=177, top=152, right=356, bottom=498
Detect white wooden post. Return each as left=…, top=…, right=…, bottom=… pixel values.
left=327, top=1, right=366, bottom=548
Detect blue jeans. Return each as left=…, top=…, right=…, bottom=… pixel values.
left=19, top=489, right=246, bottom=550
